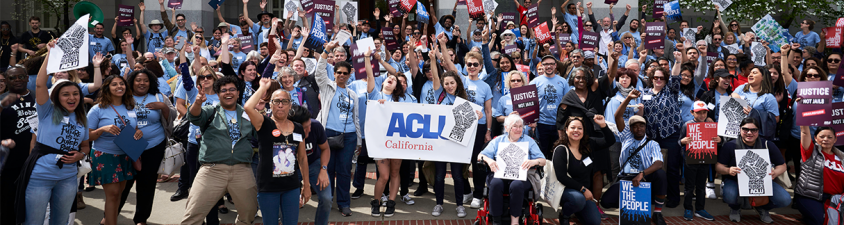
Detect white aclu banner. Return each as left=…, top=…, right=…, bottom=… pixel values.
left=364, top=101, right=477, bottom=163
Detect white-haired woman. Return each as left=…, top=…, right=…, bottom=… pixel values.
left=493, top=71, right=533, bottom=135
left=478, top=114, right=546, bottom=225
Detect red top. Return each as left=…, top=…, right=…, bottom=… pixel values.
left=518, top=5, right=528, bottom=26
left=730, top=71, right=747, bottom=92
left=801, top=142, right=844, bottom=195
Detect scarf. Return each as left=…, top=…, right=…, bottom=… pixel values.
left=617, top=81, right=635, bottom=98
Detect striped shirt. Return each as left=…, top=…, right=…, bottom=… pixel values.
left=618, top=123, right=663, bottom=175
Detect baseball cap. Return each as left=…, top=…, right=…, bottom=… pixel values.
left=629, top=115, right=646, bottom=125
left=714, top=69, right=732, bottom=78
left=583, top=51, right=595, bottom=59
left=473, top=29, right=482, bottom=35
left=692, top=101, right=709, bottom=112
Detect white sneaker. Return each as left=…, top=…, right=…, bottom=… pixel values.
left=381, top=194, right=388, bottom=206
left=470, top=198, right=483, bottom=209
left=463, top=193, right=473, bottom=204
left=432, top=205, right=444, bottom=217
left=706, top=182, right=717, bottom=199
left=401, top=194, right=416, bottom=205
left=456, top=206, right=467, bottom=218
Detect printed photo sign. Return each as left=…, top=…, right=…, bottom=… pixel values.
left=117, top=5, right=135, bottom=26
left=645, top=22, right=665, bottom=49
left=750, top=42, right=767, bottom=66
left=494, top=142, right=529, bottom=181
left=736, top=149, right=773, bottom=197
left=510, top=85, right=540, bottom=124
left=717, top=96, right=748, bottom=138
left=339, top=1, right=358, bottom=24
left=682, top=28, right=697, bottom=47
left=795, top=81, right=833, bottom=126
left=752, top=14, right=792, bottom=48
left=483, top=0, right=498, bottom=13
left=713, top=0, right=733, bottom=12
left=284, top=0, right=302, bottom=21
left=620, top=180, right=651, bottom=225
left=443, top=97, right=482, bottom=146
left=686, top=122, right=717, bottom=164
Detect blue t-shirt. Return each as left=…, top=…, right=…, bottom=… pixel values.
left=529, top=75, right=570, bottom=125
left=420, top=80, right=437, bottom=104
left=732, top=84, right=780, bottom=117
left=231, top=51, right=248, bottom=72
left=564, top=13, right=579, bottom=38
left=288, top=35, right=304, bottom=50
left=87, top=103, right=135, bottom=155
left=133, top=93, right=165, bottom=149
left=31, top=100, right=89, bottom=180
left=480, top=135, right=544, bottom=160
left=435, top=88, right=458, bottom=105
left=604, top=92, right=642, bottom=142
left=794, top=31, right=820, bottom=49
left=112, top=54, right=131, bottom=77
left=326, top=87, right=356, bottom=132
left=679, top=93, right=694, bottom=123
left=175, top=80, right=221, bottom=144
left=464, top=78, right=493, bottom=124
left=434, top=23, right=454, bottom=40
left=349, top=79, right=381, bottom=139
left=89, top=34, right=114, bottom=60
left=173, top=29, right=190, bottom=44
left=144, top=30, right=169, bottom=53
left=158, top=77, right=172, bottom=97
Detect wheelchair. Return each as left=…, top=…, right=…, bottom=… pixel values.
left=473, top=161, right=544, bottom=225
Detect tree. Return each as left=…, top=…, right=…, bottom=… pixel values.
left=12, top=0, right=81, bottom=33
left=640, top=0, right=844, bottom=28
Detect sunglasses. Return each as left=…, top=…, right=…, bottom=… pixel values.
left=413, top=32, right=421, bottom=35
left=336, top=71, right=350, bottom=75
left=466, top=62, right=480, bottom=68
left=584, top=24, right=593, bottom=27
left=624, top=37, right=631, bottom=39
left=714, top=38, right=722, bottom=41
left=219, top=88, right=238, bottom=93
left=805, top=73, right=822, bottom=78
left=652, top=76, right=666, bottom=81
left=198, top=75, right=215, bottom=80
left=829, top=59, right=842, bottom=63
left=492, top=58, right=500, bottom=62
left=741, top=127, right=759, bottom=133
left=510, top=79, right=523, bottom=83
left=730, top=24, right=738, bottom=27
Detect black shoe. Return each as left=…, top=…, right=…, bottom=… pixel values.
left=413, top=187, right=429, bottom=196
left=385, top=200, right=396, bottom=217
left=218, top=206, right=229, bottom=214
left=225, top=193, right=234, bottom=204
left=170, top=189, right=189, bottom=202
left=559, top=217, right=569, bottom=225
left=666, top=199, right=680, bottom=208
left=84, top=186, right=96, bottom=192
left=653, top=212, right=667, bottom=225
left=370, top=200, right=381, bottom=217
left=491, top=216, right=502, bottom=225
left=352, top=188, right=364, bottom=199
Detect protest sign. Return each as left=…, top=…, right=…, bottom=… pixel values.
left=382, top=29, right=398, bottom=51
left=735, top=149, right=773, bottom=197
left=351, top=43, right=380, bottom=79
left=686, top=122, right=718, bottom=164
left=457, top=0, right=466, bottom=5
left=717, top=96, right=748, bottom=138
left=534, top=22, right=552, bottom=45
left=752, top=15, right=792, bottom=48
left=365, top=101, right=476, bottom=163
left=832, top=103, right=844, bottom=146
left=580, top=31, right=599, bottom=51
left=208, top=0, right=225, bottom=10
left=605, top=0, right=618, bottom=4
left=47, top=14, right=89, bottom=74
left=682, top=28, right=697, bottom=47
left=389, top=0, right=402, bottom=17
left=117, top=5, right=134, bottom=27
left=645, top=22, right=665, bottom=49
left=750, top=42, right=767, bottom=66
left=467, top=0, right=485, bottom=20
left=301, top=0, right=314, bottom=12
left=724, top=43, right=740, bottom=54
left=311, top=0, right=335, bottom=30
left=837, top=18, right=844, bottom=27
left=558, top=33, right=571, bottom=45
left=416, top=1, right=430, bottom=23
left=356, top=37, right=376, bottom=54
left=795, top=81, right=833, bottom=126
left=663, top=1, right=682, bottom=22
left=443, top=98, right=482, bottom=146
left=824, top=27, right=842, bottom=49
left=836, top=61, right=844, bottom=87
left=510, top=85, right=539, bottom=124
left=620, top=180, right=651, bottom=225
left=400, top=0, right=417, bottom=14
left=706, top=51, right=718, bottom=64
left=333, top=30, right=352, bottom=45
left=500, top=13, right=517, bottom=31
left=483, top=0, right=498, bottom=14
left=303, top=57, right=317, bottom=75
left=504, top=45, right=518, bottom=55
left=303, top=14, right=328, bottom=53
left=494, top=142, right=529, bottom=181
left=284, top=0, right=301, bottom=21
left=238, top=34, right=254, bottom=52
left=653, top=0, right=668, bottom=19
left=167, top=0, right=183, bottom=9
left=526, top=4, right=539, bottom=28
left=713, top=0, right=733, bottom=12
left=339, top=1, right=358, bottom=24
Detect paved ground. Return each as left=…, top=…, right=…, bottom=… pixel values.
left=73, top=163, right=803, bottom=225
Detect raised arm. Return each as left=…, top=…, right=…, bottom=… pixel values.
left=365, top=49, right=376, bottom=93
left=780, top=44, right=794, bottom=87
left=111, top=16, right=119, bottom=39
left=216, top=5, right=227, bottom=25
left=160, top=0, right=176, bottom=31
left=293, top=29, right=309, bottom=61
left=437, top=33, right=457, bottom=72
left=376, top=50, right=397, bottom=75
left=88, top=53, right=104, bottom=92
left=401, top=14, right=409, bottom=40
left=245, top=78, right=272, bottom=130
left=36, top=40, right=56, bottom=105
left=220, top=34, right=232, bottom=64
left=430, top=49, right=441, bottom=91
left=408, top=37, right=420, bottom=78
left=615, top=89, right=638, bottom=132
left=139, top=2, right=148, bottom=34
left=800, top=125, right=812, bottom=155
left=243, top=0, right=255, bottom=28
left=429, top=2, right=439, bottom=25
left=671, top=51, right=683, bottom=76
left=134, top=18, right=142, bottom=39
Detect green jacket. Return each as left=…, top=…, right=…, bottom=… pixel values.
left=188, top=104, right=256, bottom=165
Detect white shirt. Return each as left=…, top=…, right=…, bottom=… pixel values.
left=599, top=28, right=614, bottom=57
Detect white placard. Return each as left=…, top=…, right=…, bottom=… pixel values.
left=333, top=30, right=353, bottom=45
left=494, top=142, right=529, bottom=181
left=356, top=37, right=376, bottom=53
left=735, top=149, right=773, bottom=197
left=284, top=0, right=301, bottom=22
left=338, top=1, right=358, bottom=24
left=483, top=0, right=498, bottom=14
left=750, top=42, right=767, bottom=66
left=682, top=28, right=697, bottom=47
left=713, top=0, right=733, bottom=12
left=724, top=43, right=741, bottom=54
left=303, top=57, right=317, bottom=75
left=443, top=97, right=481, bottom=146
left=364, top=101, right=476, bottom=163
left=717, top=96, right=748, bottom=138
left=47, top=14, right=90, bottom=74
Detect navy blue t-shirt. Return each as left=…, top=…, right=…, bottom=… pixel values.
left=304, top=119, right=327, bottom=164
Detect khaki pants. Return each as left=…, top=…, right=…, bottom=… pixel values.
left=181, top=164, right=257, bottom=225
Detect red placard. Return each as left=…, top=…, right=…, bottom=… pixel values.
left=837, top=18, right=844, bottom=27
left=400, top=0, right=417, bottom=13
left=467, top=0, right=485, bottom=20
left=686, top=122, right=718, bottom=164
left=534, top=22, right=552, bottom=45
left=824, top=27, right=843, bottom=49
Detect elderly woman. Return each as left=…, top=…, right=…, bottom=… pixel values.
left=493, top=71, right=533, bottom=135
left=717, top=117, right=790, bottom=223
left=796, top=125, right=844, bottom=225
left=478, top=114, right=546, bottom=225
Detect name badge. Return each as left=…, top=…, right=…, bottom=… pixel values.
left=292, top=133, right=303, bottom=142
left=468, top=85, right=477, bottom=91
left=242, top=112, right=251, bottom=121
left=90, top=42, right=96, bottom=45
left=643, top=95, right=653, bottom=101
left=582, top=157, right=593, bottom=166
left=127, top=111, right=137, bottom=118
left=506, top=100, right=512, bottom=105
left=707, top=103, right=716, bottom=109
left=27, top=114, right=39, bottom=131
left=62, top=116, right=70, bottom=124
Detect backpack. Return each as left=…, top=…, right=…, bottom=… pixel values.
left=148, top=32, right=165, bottom=52
left=829, top=195, right=844, bottom=225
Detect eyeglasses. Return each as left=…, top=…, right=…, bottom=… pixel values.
left=624, top=37, right=631, bottom=39
left=542, top=62, right=556, bottom=66
left=727, top=58, right=737, bottom=62
left=584, top=24, right=593, bottom=27
left=806, top=73, right=822, bottom=78
left=219, top=87, right=238, bottom=93
left=659, top=63, right=669, bottom=67
left=510, top=79, right=523, bottom=83
left=570, top=56, right=581, bottom=59
left=730, top=24, right=738, bottom=27
left=829, top=59, right=842, bottom=63
left=466, top=62, right=480, bottom=68
left=336, top=71, right=350, bottom=75
left=271, top=99, right=292, bottom=105
left=652, top=76, right=666, bottom=81
left=198, top=75, right=215, bottom=80
left=556, top=29, right=563, bottom=32
left=649, top=65, right=659, bottom=68
left=741, top=127, right=759, bottom=133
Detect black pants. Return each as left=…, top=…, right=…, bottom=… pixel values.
left=787, top=136, right=803, bottom=178
left=794, top=194, right=831, bottom=225
left=537, top=124, right=559, bottom=157
left=417, top=161, right=429, bottom=190
left=399, top=159, right=414, bottom=196
left=683, top=163, right=708, bottom=211
left=0, top=161, right=23, bottom=225
left=657, top=133, right=682, bottom=203
left=471, top=124, right=488, bottom=199
left=118, top=140, right=167, bottom=223
left=178, top=142, right=200, bottom=192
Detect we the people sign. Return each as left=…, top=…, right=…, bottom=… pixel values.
left=686, top=122, right=717, bottom=164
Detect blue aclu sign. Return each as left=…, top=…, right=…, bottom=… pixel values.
left=386, top=113, right=448, bottom=140
left=663, top=0, right=682, bottom=22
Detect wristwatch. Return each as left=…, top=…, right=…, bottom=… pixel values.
left=321, top=165, right=328, bottom=170
left=580, top=188, right=586, bottom=193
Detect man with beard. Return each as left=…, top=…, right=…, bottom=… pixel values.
left=241, top=0, right=275, bottom=45
left=89, top=23, right=115, bottom=60
left=0, top=66, right=36, bottom=225
left=620, top=18, right=642, bottom=47
left=158, top=0, right=194, bottom=43
left=18, top=16, right=54, bottom=56
left=587, top=3, right=631, bottom=57
left=428, top=2, right=456, bottom=41
left=139, top=2, right=169, bottom=53
left=0, top=21, right=19, bottom=72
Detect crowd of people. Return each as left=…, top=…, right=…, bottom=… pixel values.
left=0, top=0, right=843, bottom=225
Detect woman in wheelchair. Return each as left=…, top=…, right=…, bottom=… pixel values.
left=478, top=114, right=546, bottom=225
left=552, top=115, right=615, bottom=225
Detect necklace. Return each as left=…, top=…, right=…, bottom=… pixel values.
left=226, top=110, right=237, bottom=124
left=0, top=37, right=9, bottom=46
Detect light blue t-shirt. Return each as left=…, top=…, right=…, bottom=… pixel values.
left=480, top=135, right=544, bottom=160
left=420, top=80, right=437, bottom=104
left=87, top=103, right=135, bottom=155
left=288, top=35, right=304, bottom=50
left=285, top=88, right=304, bottom=106
left=175, top=80, right=221, bottom=144
left=604, top=92, right=642, bottom=142
left=434, top=23, right=454, bottom=40
left=31, top=100, right=89, bottom=180
left=732, top=84, right=780, bottom=117
left=464, top=78, right=493, bottom=124
left=144, top=30, right=169, bottom=53
left=435, top=88, right=458, bottom=105
left=529, top=75, right=570, bottom=125
left=326, top=87, right=356, bottom=132
left=222, top=109, right=242, bottom=147
left=679, top=93, right=694, bottom=123
left=173, top=29, right=190, bottom=44
left=112, top=54, right=131, bottom=77
left=231, top=51, right=248, bottom=72
left=349, top=79, right=381, bottom=139
left=133, top=93, right=165, bottom=149
left=326, top=64, right=357, bottom=85
left=564, top=13, right=579, bottom=38
left=89, top=34, right=114, bottom=60
left=158, top=77, right=172, bottom=97
left=794, top=31, right=821, bottom=50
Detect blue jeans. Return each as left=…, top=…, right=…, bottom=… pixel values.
left=24, top=176, right=77, bottom=225
left=721, top=179, right=792, bottom=210
left=326, top=129, right=357, bottom=208
left=257, top=189, right=300, bottom=225
left=307, top=159, right=332, bottom=225
left=559, top=188, right=601, bottom=225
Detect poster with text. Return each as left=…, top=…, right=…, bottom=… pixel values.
left=706, top=51, right=718, bottom=64
left=526, top=4, right=539, bottom=28
left=400, top=0, right=417, bottom=14
left=750, top=42, right=767, bottom=66
left=416, top=1, right=430, bottom=23
left=534, top=22, right=552, bottom=46
left=824, top=27, right=842, bottom=49
left=443, top=97, right=482, bottom=146
left=605, top=0, right=618, bottom=4
left=339, top=1, right=358, bottom=25
left=238, top=34, right=254, bottom=52
left=167, top=0, right=183, bottom=9
left=351, top=43, right=380, bottom=79
left=713, top=0, right=733, bottom=12
left=302, top=0, right=314, bottom=12
left=663, top=1, right=682, bottom=22
left=504, top=45, right=518, bottom=55
left=686, top=122, right=717, bottom=164
left=682, top=28, right=697, bottom=47
left=645, top=22, right=665, bottom=49
left=382, top=29, right=398, bottom=51
left=284, top=0, right=302, bottom=21
left=736, top=149, right=773, bottom=197
left=494, top=142, right=529, bottom=181
left=831, top=102, right=844, bottom=146
left=467, top=0, right=485, bottom=20
left=717, top=96, right=748, bottom=138
left=620, top=180, right=651, bottom=225
left=389, top=0, right=402, bottom=17
left=837, top=18, right=844, bottom=27
left=795, top=81, right=833, bottom=126
left=47, top=14, right=89, bottom=74
left=303, top=14, right=328, bottom=53
left=653, top=0, right=668, bottom=19
left=558, top=33, right=571, bottom=45
left=580, top=31, right=599, bottom=51
left=458, top=0, right=466, bottom=5
left=117, top=5, right=134, bottom=26
left=510, top=85, right=539, bottom=124
left=500, top=13, right=517, bottom=31
left=310, top=0, right=335, bottom=30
